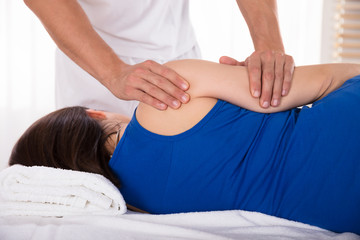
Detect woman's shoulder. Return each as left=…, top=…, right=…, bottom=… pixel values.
left=136, top=97, right=218, bottom=136
left=134, top=59, right=246, bottom=136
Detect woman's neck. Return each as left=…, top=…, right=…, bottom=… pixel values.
left=106, top=122, right=128, bottom=155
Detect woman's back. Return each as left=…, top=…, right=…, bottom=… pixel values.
left=110, top=99, right=299, bottom=212
left=110, top=75, right=360, bottom=234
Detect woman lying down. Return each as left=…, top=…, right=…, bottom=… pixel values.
left=10, top=59, right=360, bottom=234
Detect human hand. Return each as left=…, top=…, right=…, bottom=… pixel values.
left=219, top=51, right=295, bottom=108
left=109, top=60, right=190, bottom=110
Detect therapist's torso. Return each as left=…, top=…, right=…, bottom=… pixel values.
left=55, top=0, right=199, bottom=116
left=78, top=0, right=197, bottom=60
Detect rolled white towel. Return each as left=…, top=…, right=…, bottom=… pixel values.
left=0, top=164, right=127, bottom=216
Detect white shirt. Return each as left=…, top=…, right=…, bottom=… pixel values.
left=56, top=0, right=200, bottom=116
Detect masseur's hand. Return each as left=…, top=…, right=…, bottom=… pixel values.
left=110, top=60, right=190, bottom=110
left=220, top=51, right=295, bottom=108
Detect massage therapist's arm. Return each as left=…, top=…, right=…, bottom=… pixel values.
left=165, top=60, right=360, bottom=113
left=24, top=0, right=189, bottom=110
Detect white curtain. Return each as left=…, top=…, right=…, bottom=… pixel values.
left=0, top=0, right=324, bottom=170
left=0, top=0, right=55, bottom=169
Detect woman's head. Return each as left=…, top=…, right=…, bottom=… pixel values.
left=9, top=106, right=122, bottom=188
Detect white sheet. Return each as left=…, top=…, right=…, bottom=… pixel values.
left=1, top=210, right=359, bottom=240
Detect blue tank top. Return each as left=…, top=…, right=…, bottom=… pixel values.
left=110, top=76, right=360, bottom=234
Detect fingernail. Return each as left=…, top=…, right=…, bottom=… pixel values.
left=282, top=89, right=287, bottom=96
left=181, top=94, right=189, bottom=103
left=253, top=90, right=260, bottom=97
left=181, top=82, right=189, bottom=90
left=158, top=103, right=167, bottom=109
left=272, top=99, right=279, bottom=106
left=262, top=101, right=269, bottom=108
left=172, top=100, right=180, bottom=108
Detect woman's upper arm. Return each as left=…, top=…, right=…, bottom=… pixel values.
left=165, top=59, right=329, bottom=113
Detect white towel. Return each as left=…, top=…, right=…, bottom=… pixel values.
left=0, top=165, right=127, bottom=216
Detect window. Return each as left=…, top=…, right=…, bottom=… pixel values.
left=334, top=0, right=360, bottom=62
left=322, top=0, right=360, bottom=63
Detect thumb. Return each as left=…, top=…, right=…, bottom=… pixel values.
left=219, top=56, right=244, bottom=66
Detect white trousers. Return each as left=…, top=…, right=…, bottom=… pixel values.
left=55, top=44, right=201, bottom=117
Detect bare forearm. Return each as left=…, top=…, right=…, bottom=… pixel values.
left=236, top=0, right=284, bottom=51
left=321, top=63, right=360, bottom=98
left=25, top=0, right=191, bottom=110
left=166, top=60, right=360, bottom=113
left=24, top=0, right=123, bottom=87
left=231, top=63, right=360, bottom=112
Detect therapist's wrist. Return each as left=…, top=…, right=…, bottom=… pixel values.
left=253, top=40, right=285, bottom=53
left=98, top=56, right=127, bottom=90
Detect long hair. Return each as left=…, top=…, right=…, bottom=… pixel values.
left=9, top=106, right=120, bottom=188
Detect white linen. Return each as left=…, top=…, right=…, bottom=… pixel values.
left=0, top=165, right=127, bottom=216
left=0, top=210, right=359, bottom=240
left=0, top=165, right=358, bottom=239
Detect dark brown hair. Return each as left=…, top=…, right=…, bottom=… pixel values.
left=9, top=106, right=120, bottom=188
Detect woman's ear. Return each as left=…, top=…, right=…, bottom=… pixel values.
left=85, top=109, right=107, bottom=120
